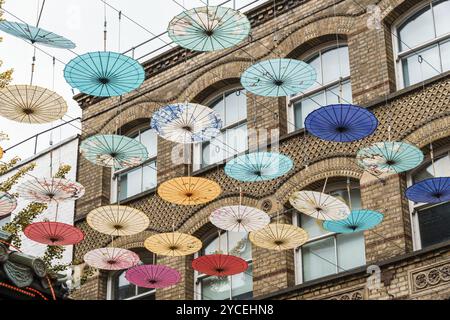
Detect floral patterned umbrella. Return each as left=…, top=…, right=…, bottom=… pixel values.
left=289, top=191, right=350, bottom=221
left=192, top=254, right=248, bottom=276
left=168, top=6, right=251, bottom=52
left=84, top=247, right=140, bottom=271
left=209, top=205, right=270, bottom=232
left=158, top=177, right=221, bottom=206
left=405, top=177, right=450, bottom=204
left=323, top=209, right=384, bottom=233
left=17, top=178, right=85, bottom=203
left=151, top=103, right=222, bottom=144
left=126, top=264, right=181, bottom=289
left=249, top=223, right=308, bottom=251
left=24, top=221, right=84, bottom=246
left=144, top=232, right=202, bottom=257
left=0, top=192, right=17, bottom=217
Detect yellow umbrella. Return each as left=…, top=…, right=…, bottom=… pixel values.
left=144, top=232, right=202, bottom=257
left=158, top=176, right=221, bottom=205
left=249, top=223, right=308, bottom=251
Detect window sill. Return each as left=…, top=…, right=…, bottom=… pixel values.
left=114, top=187, right=157, bottom=205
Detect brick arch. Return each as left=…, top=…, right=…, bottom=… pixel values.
left=403, top=115, right=450, bottom=149
left=105, top=231, right=157, bottom=250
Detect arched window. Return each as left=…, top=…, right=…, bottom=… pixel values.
left=195, top=231, right=253, bottom=300
left=293, top=180, right=366, bottom=283
left=287, top=45, right=352, bottom=132
left=394, top=0, right=450, bottom=88
left=194, top=88, right=248, bottom=170
left=408, top=148, right=450, bottom=249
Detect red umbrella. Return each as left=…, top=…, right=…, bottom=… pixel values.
left=192, top=254, right=248, bottom=276
left=24, top=221, right=84, bottom=246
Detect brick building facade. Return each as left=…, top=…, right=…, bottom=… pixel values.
left=70, top=0, right=450, bottom=300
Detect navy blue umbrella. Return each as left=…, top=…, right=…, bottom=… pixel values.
left=405, top=177, right=450, bottom=204
left=305, top=104, right=378, bottom=142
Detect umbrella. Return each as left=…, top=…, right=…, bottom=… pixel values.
left=241, top=58, right=316, bottom=97
left=125, top=264, right=181, bottom=289
left=0, top=85, right=67, bottom=124
left=0, top=192, right=17, bottom=217
left=0, top=20, right=76, bottom=49
left=192, top=254, right=248, bottom=276
left=158, top=177, right=221, bottom=205
left=357, top=141, right=424, bottom=174
left=405, top=177, right=450, bottom=204
left=168, top=6, right=251, bottom=52
left=249, top=223, right=308, bottom=251
left=209, top=205, right=270, bottom=232
left=289, top=191, right=350, bottom=221
left=64, top=51, right=145, bottom=97
left=24, top=221, right=84, bottom=246
left=0, top=146, right=3, bottom=160
left=305, top=104, right=378, bottom=142
left=17, top=178, right=85, bottom=203
left=144, top=232, right=202, bottom=257
left=322, top=209, right=384, bottom=233
left=80, top=134, right=149, bottom=170
left=87, top=205, right=149, bottom=237
left=83, top=247, right=140, bottom=271
left=151, top=103, right=222, bottom=144
left=224, top=152, right=293, bottom=182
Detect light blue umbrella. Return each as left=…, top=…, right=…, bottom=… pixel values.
left=323, top=210, right=384, bottom=233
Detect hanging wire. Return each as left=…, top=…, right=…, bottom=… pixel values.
left=103, top=1, right=108, bottom=51
left=346, top=177, right=353, bottom=211
left=118, top=11, right=122, bottom=52
left=430, top=142, right=436, bottom=177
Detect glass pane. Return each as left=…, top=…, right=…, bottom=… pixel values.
left=210, top=94, right=225, bottom=121
left=336, top=233, right=366, bottom=270
left=121, top=167, right=142, bottom=199
left=322, top=46, right=350, bottom=84
left=225, top=124, right=248, bottom=157
left=118, top=174, right=128, bottom=201
left=401, top=45, right=441, bottom=87
left=329, top=188, right=362, bottom=211
left=224, top=89, right=247, bottom=126
left=413, top=153, right=450, bottom=183
left=204, top=232, right=228, bottom=255
left=228, top=232, right=252, bottom=260
left=418, top=202, right=450, bottom=248
left=201, top=276, right=231, bottom=300
left=302, top=237, right=336, bottom=282
left=398, top=4, right=435, bottom=51
left=142, top=161, right=157, bottom=191
left=325, top=81, right=353, bottom=105
left=300, top=214, right=332, bottom=239
left=293, top=91, right=325, bottom=129
left=116, top=272, right=137, bottom=300
left=306, top=54, right=322, bottom=89
left=202, top=132, right=226, bottom=167
left=231, top=264, right=253, bottom=300
left=440, top=40, right=450, bottom=72
left=433, top=0, right=450, bottom=37
left=139, top=129, right=157, bottom=158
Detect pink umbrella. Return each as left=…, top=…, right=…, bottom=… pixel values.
left=84, top=248, right=140, bottom=271
left=125, top=265, right=181, bottom=289
left=24, top=221, right=84, bottom=246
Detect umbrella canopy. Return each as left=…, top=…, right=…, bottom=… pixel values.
left=289, top=191, right=350, bottom=221
left=151, top=103, right=222, bottom=144
left=144, top=232, right=202, bottom=257
left=0, top=192, right=17, bottom=217
left=224, top=152, right=293, bottom=182
left=17, top=178, right=85, bottom=203
left=209, top=205, right=270, bottom=232
left=125, top=264, right=181, bottom=289
left=0, top=85, right=67, bottom=124
left=405, top=177, right=450, bottom=204
left=357, top=141, right=424, bottom=174
left=305, top=104, right=378, bottom=142
left=323, top=209, right=384, bottom=233
left=84, top=247, right=140, bottom=271
left=241, top=58, right=316, bottom=97
left=249, top=223, right=308, bottom=251
left=0, top=146, right=3, bottom=160
left=87, top=205, right=150, bottom=237
left=24, top=221, right=84, bottom=246
left=192, top=254, right=248, bottom=276
left=158, top=177, right=221, bottom=205
left=0, top=20, right=76, bottom=49
left=80, top=134, right=149, bottom=170
left=168, top=6, right=251, bottom=52
left=64, top=51, right=145, bottom=97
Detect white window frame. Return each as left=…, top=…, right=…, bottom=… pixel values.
left=107, top=271, right=156, bottom=300
left=392, top=0, right=450, bottom=90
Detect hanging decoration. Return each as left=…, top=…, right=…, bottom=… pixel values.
left=151, top=103, right=222, bottom=144
left=249, top=223, right=308, bottom=251
left=225, top=152, right=293, bottom=182
left=192, top=254, right=248, bottom=277
left=16, top=178, right=85, bottom=203
left=0, top=192, right=17, bottom=217
left=0, top=85, right=68, bottom=124
left=357, top=141, right=423, bottom=174
left=241, top=58, right=316, bottom=97
left=125, top=264, right=181, bottom=289
left=87, top=205, right=150, bottom=237
left=322, top=209, right=384, bottom=233
left=64, top=51, right=145, bottom=97
left=80, top=134, right=149, bottom=170
left=168, top=6, right=251, bottom=52
left=209, top=205, right=270, bottom=232
left=157, top=177, right=221, bottom=206
left=304, top=104, right=378, bottom=142
left=144, top=232, right=202, bottom=257
left=405, top=177, right=450, bottom=204
left=24, top=221, right=84, bottom=246
left=289, top=191, right=350, bottom=221
left=0, top=21, right=76, bottom=49
left=83, top=247, right=140, bottom=271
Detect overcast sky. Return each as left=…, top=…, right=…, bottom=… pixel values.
left=0, top=0, right=263, bottom=161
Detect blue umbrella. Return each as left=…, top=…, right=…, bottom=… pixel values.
left=224, top=152, right=293, bottom=182
left=323, top=210, right=384, bottom=233
left=241, top=59, right=316, bottom=97
left=0, top=20, right=75, bottom=49
left=64, top=51, right=145, bottom=97
left=405, top=177, right=450, bottom=204
left=305, top=104, right=378, bottom=142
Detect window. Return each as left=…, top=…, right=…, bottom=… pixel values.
left=294, top=182, right=366, bottom=283
left=408, top=150, right=450, bottom=249
left=195, top=88, right=248, bottom=170
left=115, top=127, right=157, bottom=201
left=395, top=0, right=450, bottom=88
left=288, top=45, right=352, bottom=132
left=195, top=231, right=253, bottom=300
